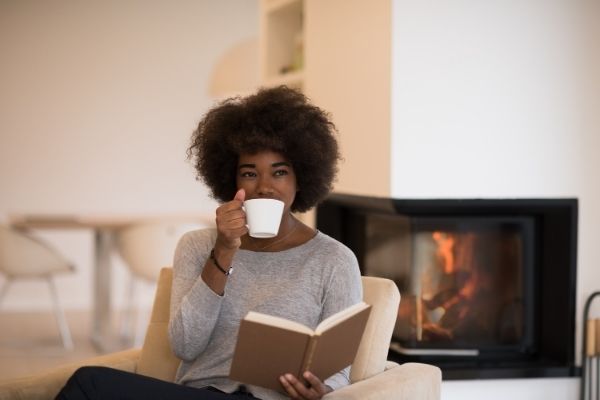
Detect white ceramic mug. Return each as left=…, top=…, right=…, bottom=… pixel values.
left=243, top=198, right=284, bottom=238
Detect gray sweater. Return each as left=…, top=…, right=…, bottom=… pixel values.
left=168, top=228, right=362, bottom=400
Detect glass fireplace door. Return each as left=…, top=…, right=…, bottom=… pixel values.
left=363, top=214, right=535, bottom=355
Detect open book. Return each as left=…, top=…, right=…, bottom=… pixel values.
left=229, top=301, right=372, bottom=393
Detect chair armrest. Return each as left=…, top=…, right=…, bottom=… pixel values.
left=324, top=362, right=441, bottom=400
left=0, top=348, right=141, bottom=400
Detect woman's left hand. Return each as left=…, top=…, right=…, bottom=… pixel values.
left=279, top=371, right=332, bottom=399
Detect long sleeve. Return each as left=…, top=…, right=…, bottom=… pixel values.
left=168, top=229, right=223, bottom=361
left=320, top=244, right=363, bottom=391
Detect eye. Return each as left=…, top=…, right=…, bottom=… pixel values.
left=273, top=169, right=289, bottom=177
left=240, top=171, right=257, bottom=178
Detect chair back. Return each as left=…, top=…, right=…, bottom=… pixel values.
left=137, top=269, right=401, bottom=384
left=137, top=267, right=181, bottom=380
left=116, top=221, right=208, bottom=282
left=0, top=225, right=72, bottom=278
left=350, top=276, right=400, bottom=382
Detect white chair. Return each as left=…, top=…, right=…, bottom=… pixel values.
left=115, top=220, right=209, bottom=346
left=0, top=226, right=75, bottom=350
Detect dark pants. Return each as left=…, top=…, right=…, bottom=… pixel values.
left=55, top=366, right=260, bottom=400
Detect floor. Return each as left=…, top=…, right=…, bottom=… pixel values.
left=0, top=310, right=130, bottom=381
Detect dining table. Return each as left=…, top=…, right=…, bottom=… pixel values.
left=9, top=212, right=213, bottom=352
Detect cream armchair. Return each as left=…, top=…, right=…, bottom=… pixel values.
left=0, top=268, right=441, bottom=400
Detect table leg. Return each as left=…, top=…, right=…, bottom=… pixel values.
left=91, top=229, right=113, bottom=352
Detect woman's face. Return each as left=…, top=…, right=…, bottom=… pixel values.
left=236, top=150, right=297, bottom=213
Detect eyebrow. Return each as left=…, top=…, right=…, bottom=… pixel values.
left=238, top=162, right=291, bottom=169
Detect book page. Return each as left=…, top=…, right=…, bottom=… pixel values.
left=306, top=304, right=372, bottom=380
left=315, top=301, right=370, bottom=334
left=244, top=311, right=314, bottom=335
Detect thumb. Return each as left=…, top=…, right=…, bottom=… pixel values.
left=234, top=188, right=245, bottom=202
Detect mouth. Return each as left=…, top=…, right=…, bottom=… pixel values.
left=249, top=196, right=280, bottom=201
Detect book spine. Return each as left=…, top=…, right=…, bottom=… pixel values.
left=300, top=335, right=319, bottom=375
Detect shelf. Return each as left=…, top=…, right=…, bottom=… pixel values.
left=264, top=70, right=304, bottom=89
left=263, top=0, right=301, bottom=14
left=261, top=0, right=304, bottom=82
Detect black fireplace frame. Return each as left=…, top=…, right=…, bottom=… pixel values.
left=316, top=193, right=579, bottom=380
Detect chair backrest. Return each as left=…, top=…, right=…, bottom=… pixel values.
left=137, top=267, right=180, bottom=380
left=116, top=221, right=208, bottom=282
left=351, top=276, right=400, bottom=382
left=0, top=225, right=72, bottom=278
left=137, top=268, right=401, bottom=384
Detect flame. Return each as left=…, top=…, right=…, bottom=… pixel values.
left=418, top=232, right=480, bottom=339
left=432, top=231, right=456, bottom=274
left=401, top=230, right=521, bottom=346
left=459, top=273, right=477, bottom=300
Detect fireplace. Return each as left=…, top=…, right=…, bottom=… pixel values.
left=316, top=193, right=579, bottom=379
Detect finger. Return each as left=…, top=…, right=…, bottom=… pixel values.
left=216, top=209, right=246, bottom=226
left=215, top=201, right=246, bottom=227
left=216, top=200, right=244, bottom=215
left=228, top=225, right=248, bottom=238
left=282, top=373, right=318, bottom=399
left=214, top=207, right=248, bottom=249
left=234, top=188, right=245, bottom=202
left=279, top=375, right=301, bottom=399
left=302, top=371, right=329, bottom=396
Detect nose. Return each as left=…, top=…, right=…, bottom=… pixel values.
left=256, top=175, right=275, bottom=197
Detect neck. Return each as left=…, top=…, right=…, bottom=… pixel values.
left=244, top=214, right=299, bottom=252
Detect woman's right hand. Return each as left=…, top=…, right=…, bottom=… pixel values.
left=214, top=188, right=247, bottom=253
left=202, top=189, right=247, bottom=295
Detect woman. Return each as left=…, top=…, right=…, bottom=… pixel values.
left=55, top=86, right=362, bottom=400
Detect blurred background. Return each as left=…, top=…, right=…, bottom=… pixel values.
left=1, top=1, right=599, bottom=399
left=0, top=0, right=252, bottom=380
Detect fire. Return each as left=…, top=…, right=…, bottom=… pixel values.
left=394, top=227, right=524, bottom=348
left=432, top=231, right=456, bottom=274
left=414, top=232, right=481, bottom=341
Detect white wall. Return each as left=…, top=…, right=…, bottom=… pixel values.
left=391, top=0, right=599, bottom=399
left=0, top=0, right=258, bottom=310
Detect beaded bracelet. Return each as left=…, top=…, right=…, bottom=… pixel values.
left=210, top=249, right=233, bottom=276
